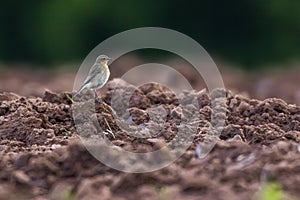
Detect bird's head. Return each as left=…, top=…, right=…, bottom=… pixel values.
left=96, top=55, right=111, bottom=66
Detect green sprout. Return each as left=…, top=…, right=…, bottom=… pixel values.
left=62, top=128, right=72, bottom=137
left=63, top=188, right=75, bottom=200
left=66, top=94, right=75, bottom=104
left=256, top=180, right=285, bottom=200
left=66, top=131, right=72, bottom=137
left=157, top=186, right=170, bottom=198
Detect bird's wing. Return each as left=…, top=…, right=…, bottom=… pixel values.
left=77, top=64, right=102, bottom=92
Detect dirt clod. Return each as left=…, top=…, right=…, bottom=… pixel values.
left=0, top=79, right=300, bottom=199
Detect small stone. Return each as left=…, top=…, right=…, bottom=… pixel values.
left=227, top=135, right=243, bottom=142
left=170, top=107, right=182, bottom=118
left=51, top=144, right=62, bottom=150
left=0, top=116, right=4, bottom=125
left=13, top=153, right=31, bottom=169
left=13, top=170, right=31, bottom=185
left=147, top=138, right=166, bottom=148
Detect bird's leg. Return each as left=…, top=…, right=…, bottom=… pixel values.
left=94, top=89, right=101, bottom=102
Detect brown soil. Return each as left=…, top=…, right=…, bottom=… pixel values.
left=0, top=78, right=300, bottom=200
left=1, top=61, right=300, bottom=105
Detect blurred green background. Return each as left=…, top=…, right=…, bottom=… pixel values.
left=0, top=0, right=300, bottom=69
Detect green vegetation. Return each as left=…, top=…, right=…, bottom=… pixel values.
left=1, top=0, right=300, bottom=68
left=255, top=180, right=285, bottom=200
left=63, top=188, right=75, bottom=200
left=66, top=94, right=75, bottom=104
left=65, top=131, right=72, bottom=137
left=62, top=127, right=73, bottom=137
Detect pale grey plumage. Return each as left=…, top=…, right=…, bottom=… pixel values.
left=75, top=55, right=111, bottom=99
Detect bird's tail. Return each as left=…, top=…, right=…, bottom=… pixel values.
left=73, top=84, right=87, bottom=98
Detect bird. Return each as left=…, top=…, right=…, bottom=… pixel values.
left=75, top=55, right=111, bottom=101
